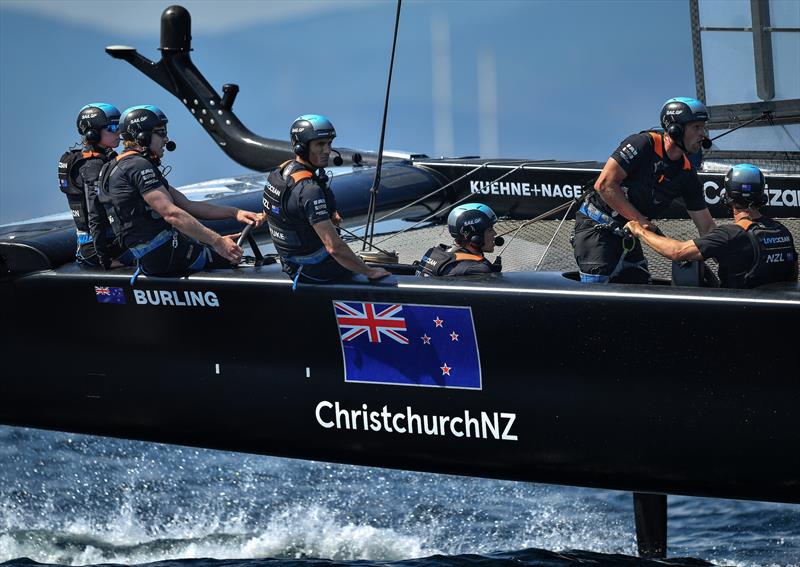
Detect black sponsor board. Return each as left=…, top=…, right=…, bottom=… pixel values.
left=418, top=160, right=800, bottom=220
left=1, top=262, right=798, bottom=504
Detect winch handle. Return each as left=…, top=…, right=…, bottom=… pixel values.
left=236, top=224, right=264, bottom=264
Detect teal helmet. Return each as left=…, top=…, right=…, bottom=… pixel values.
left=722, top=164, right=767, bottom=207
left=291, top=114, right=336, bottom=159
left=77, top=102, right=121, bottom=143
left=660, top=97, right=708, bottom=143
left=448, top=203, right=497, bottom=246
left=119, top=105, right=168, bottom=146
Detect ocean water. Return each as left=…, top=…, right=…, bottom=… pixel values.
left=0, top=426, right=797, bottom=567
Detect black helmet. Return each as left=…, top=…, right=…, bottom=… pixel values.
left=120, top=105, right=169, bottom=147
left=722, top=164, right=767, bottom=207
left=448, top=203, right=497, bottom=246
left=76, top=102, right=121, bottom=143
left=290, top=114, right=336, bottom=158
left=659, top=97, right=708, bottom=142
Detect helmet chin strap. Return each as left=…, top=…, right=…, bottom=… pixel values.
left=667, top=131, right=689, bottom=155
left=664, top=134, right=689, bottom=159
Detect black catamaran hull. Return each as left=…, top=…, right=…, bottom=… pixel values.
left=2, top=265, right=798, bottom=504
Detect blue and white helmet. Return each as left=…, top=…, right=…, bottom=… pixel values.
left=660, top=97, right=709, bottom=143
left=722, top=164, right=767, bottom=207
left=76, top=102, right=121, bottom=137
left=119, top=105, right=168, bottom=145
left=290, top=114, right=336, bottom=157
left=448, top=203, right=497, bottom=245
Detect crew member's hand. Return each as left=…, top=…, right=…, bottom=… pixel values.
left=213, top=234, right=244, bottom=264
left=624, top=220, right=645, bottom=237
left=366, top=266, right=391, bottom=280
left=236, top=209, right=263, bottom=227
left=643, top=221, right=660, bottom=234
left=331, top=211, right=343, bottom=227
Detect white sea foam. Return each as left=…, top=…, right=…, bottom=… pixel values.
left=1, top=427, right=798, bottom=566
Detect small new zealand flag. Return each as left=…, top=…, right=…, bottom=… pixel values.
left=94, top=286, right=126, bottom=304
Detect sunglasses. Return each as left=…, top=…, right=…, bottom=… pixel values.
left=152, top=128, right=168, bottom=137
left=105, top=124, right=120, bottom=133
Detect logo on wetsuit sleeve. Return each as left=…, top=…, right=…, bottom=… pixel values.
left=618, top=143, right=638, bottom=164
left=313, top=198, right=328, bottom=213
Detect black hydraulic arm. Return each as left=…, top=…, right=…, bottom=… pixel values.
left=106, top=5, right=369, bottom=172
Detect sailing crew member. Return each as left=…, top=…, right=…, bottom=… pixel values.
left=416, top=203, right=502, bottom=276
left=98, top=105, right=261, bottom=277
left=572, top=97, right=716, bottom=283
left=263, top=114, right=390, bottom=285
left=626, top=164, right=797, bottom=288
left=58, top=103, right=132, bottom=268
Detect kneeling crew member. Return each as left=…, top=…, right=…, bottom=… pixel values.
left=264, top=114, right=390, bottom=284
left=58, top=103, right=131, bottom=268
left=417, top=203, right=501, bottom=276
left=626, top=164, right=797, bottom=288
left=573, top=97, right=716, bottom=283
left=99, top=105, right=261, bottom=276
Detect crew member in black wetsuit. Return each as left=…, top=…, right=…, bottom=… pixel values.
left=626, top=164, right=797, bottom=288
left=98, top=105, right=261, bottom=277
left=58, top=103, right=132, bottom=268
left=263, top=114, right=390, bottom=286
left=416, top=203, right=502, bottom=276
left=572, top=97, right=716, bottom=283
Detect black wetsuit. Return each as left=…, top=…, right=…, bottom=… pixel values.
left=573, top=131, right=709, bottom=283
left=58, top=146, right=129, bottom=267
left=693, top=216, right=798, bottom=288
left=416, top=244, right=495, bottom=276
left=99, top=150, right=229, bottom=276
left=263, top=160, right=347, bottom=283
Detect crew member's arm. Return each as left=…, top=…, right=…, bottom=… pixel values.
left=688, top=208, right=716, bottom=236
left=82, top=161, right=112, bottom=268
left=167, top=184, right=262, bottom=226
left=625, top=221, right=703, bottom=262
left=143, top=186, right=243, bottom=263
left=313, top=220, right=390, bottom=280
left=595, top=158, right=654, bottom=229
left=682, top=169, right=717, bottom=236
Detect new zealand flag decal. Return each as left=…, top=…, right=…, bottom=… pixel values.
left=94, top=286, right=126, bottom=304
left=333, top=301, right=481, bottom=389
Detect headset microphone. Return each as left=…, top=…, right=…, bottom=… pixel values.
left=331, top=148, right=343, bottom=166
left=165, top=141, right=176, bottom=151
left=701, top=137, right=712, bottom=150
left=494, top=236, right=505, bottom=246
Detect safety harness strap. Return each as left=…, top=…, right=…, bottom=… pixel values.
left=282, top=246, right=331, bottom=290
left=290, top=170, right=313, bottom=183
left=648, top=132, right=691, bottom=171
left=454, top=252, right=484, bottom=262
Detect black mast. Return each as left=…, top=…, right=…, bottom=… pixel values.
left=362, top=0, right=403, bottom=251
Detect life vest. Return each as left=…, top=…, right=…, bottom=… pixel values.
left=731, top=218, right=798, bottom=288
left=263, top=160, right=332, bottom=258
left=97, top=149, right=169, bottom=246
left=648, top=131, right=691, bottom=182
left=416, top=244, right=491, bottom=276
left=58, top=147, right=114, bottom=233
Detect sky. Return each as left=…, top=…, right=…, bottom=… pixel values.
left=0, top=0, right=758, bottom=225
